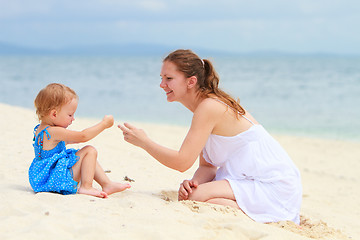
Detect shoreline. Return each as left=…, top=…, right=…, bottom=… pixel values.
left=1, top=102, right=359, bottom=240
left=4, top=101, right=360, bottom=143
left=0, top=102, right=360, bottom=143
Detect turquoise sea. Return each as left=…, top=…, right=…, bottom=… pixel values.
left=1, top=55, right=359, bottom=141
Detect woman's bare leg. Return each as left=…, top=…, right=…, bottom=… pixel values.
left=187, top=180, right=239, bottom=209
left=206, top=198, right=240, bottom=209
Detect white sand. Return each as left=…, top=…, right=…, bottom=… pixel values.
left=0, top=102, right=358, bottom=240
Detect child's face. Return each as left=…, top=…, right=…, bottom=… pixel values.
left=53, top=98, right=78, bottom=128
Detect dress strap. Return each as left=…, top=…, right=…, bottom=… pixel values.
left=33, top=124, right=40, bottom=141
left=241, top=115, right=255, bottom=125
left=33, top=125, right=52, bottom=159
left=34, top=126, right=51, bottom=141
left=43, top=127, right=51, bottom=140
left=211, top=98, right=254, bottom=125
left=33, top=124, right=40, bottom=134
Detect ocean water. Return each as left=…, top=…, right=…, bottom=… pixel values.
left=0, top=55, right=359, bottom=141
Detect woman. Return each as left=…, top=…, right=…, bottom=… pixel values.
left=118, top=49, right=302, bottom=224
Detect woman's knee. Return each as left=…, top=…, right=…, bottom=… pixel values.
left=187, top=180, right=235, bottom=202
left=187, top=186, right=208, bottom=202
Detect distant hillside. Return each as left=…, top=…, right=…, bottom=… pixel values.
left=0, top=42, right=51, bottom=54
left=0, top=42, right=353, bottom=57
left=0, top=42, right=177, bottom=56
left=0, top=42, right=243, bottom=56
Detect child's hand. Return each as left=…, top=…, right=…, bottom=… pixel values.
left=102, top=115, right=114, bottom=128
left=178, top=179, right=199, bottom=201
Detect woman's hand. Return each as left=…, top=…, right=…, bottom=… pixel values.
left=102, top=115, right=114, bottom=129
left=178, top=179, right=199, bottom=201
left=118, top=123, right=149, bottom=148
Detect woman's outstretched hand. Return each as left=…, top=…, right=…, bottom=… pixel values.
left=118, top=123, right=148, bottom=148
left=178, top=179, right=199, bottom=201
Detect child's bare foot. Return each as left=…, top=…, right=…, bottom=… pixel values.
left=78, top=186, right=108, bottom=198
left=102, top=182, right=131, bottom=195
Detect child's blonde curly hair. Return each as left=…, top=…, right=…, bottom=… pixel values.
left=34, top=83, right=78, bottom=121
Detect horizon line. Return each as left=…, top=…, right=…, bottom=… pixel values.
left=0, top=41, right=359, bottom=57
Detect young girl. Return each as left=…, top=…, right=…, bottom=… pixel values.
left=118, top=49, right=302, bottom=224
left=29, top=83, right=130, bottom=198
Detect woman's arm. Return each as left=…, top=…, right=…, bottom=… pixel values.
left=191, top=153, right=217, bottom=184
left=118, top=99, right=223, bottom=172
left=118, top=122, right=206, bottom=172
left=178, top=153, right=217, bottom=200
left=50, top=115, right=114, bottom=144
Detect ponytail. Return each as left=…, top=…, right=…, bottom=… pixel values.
left=202, top=59, right=219, bottom=91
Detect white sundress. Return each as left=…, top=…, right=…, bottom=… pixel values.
left=202, top=101, right=302, bottom=224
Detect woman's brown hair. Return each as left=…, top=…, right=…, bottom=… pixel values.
left=163, top=49, right=245, bottom=116
left=34, top=83, right=78, bottom=121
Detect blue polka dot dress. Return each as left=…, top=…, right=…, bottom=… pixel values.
left=29, top=124, right=79, bottom=195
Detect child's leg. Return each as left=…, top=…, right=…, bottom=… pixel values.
left=72, top=145, right=107, bottom=198
left=92, top=160, right=131, bottom=195
left=187, top=180, right=240, bottom=209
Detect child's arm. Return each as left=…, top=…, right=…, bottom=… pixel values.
left=50, top=115, right=114, bottom=144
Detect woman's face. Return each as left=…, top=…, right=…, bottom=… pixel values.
left=160, top=61, right=188, bottom=102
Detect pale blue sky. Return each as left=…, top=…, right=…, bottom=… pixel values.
left=0, top=0, right=359, bottom=54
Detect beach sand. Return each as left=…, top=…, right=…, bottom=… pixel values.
left=0, top=102, right=358, bottom=240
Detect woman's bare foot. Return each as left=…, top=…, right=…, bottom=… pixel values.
left=78, top=186, right=108, bottom=198
left=102, top=182, right=131, bottom=195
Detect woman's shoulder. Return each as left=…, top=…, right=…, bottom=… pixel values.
left=189, top=98, right=226, bottom=134
left=197, top=97, right=227, bottom=112
left=194, top=97, right=228, bottom=120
